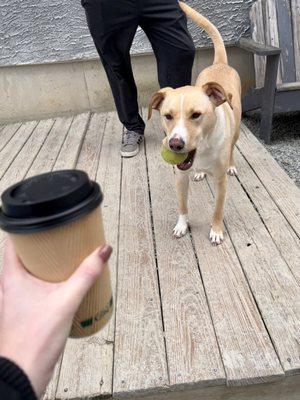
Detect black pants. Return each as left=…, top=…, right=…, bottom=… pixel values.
left=82, top=0, right=195, bottom=134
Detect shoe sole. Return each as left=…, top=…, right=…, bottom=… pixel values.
left=120, top=147, right=140, bottom=158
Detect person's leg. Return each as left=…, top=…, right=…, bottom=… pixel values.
left=140, top=0, right=195, bottom=88
left=82, top=0, right=145, bottom=134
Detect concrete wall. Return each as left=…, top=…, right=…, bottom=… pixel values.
left=0, top=47, right=255, bottom=124
left=1, top=0, right=254, bottom=66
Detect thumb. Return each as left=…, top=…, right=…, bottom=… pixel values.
left=61, top=245, right=112, bottom=309
left=3, top=238, right=26, bottom=277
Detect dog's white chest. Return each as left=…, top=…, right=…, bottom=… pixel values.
left=195, top=145, right=218, bottom=172
left=195, top=107, right=229, bottom=173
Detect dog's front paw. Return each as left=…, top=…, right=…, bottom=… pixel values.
left=193, top=171, right=206, bottom=181
left=227, top=166, right=238, bottom=176
left=173, top=215, right=188, bottom=238
left=209, top=228, right=224, bottom=246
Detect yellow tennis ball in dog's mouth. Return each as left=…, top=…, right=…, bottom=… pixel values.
left=160, top=145, right=188, bottom=165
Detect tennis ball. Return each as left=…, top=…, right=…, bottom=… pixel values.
left=160, top=145, right=188, bottom=165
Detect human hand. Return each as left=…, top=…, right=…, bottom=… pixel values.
left=0, top=238, right=112, bottom=398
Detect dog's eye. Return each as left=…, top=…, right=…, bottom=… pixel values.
left=191, top=112, right=201, bottom=119
left=165, top=114, right=173, bottom=120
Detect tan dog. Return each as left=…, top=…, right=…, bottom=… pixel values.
left=148, top=1, right=241, bottom=245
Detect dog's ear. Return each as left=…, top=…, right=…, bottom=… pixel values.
left=148, top=87, right=173, bottom=120
left=202, top=82, right=233, bottom=109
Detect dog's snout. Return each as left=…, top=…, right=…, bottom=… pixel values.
left=169, top=137, right=185, bottom=151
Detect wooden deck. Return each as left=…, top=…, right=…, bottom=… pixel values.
left=0, top=112, right=299, bottom=400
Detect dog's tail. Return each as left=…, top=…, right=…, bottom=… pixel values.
left=179, top=1, right=228, bottom=65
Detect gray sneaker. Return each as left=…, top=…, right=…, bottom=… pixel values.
left=120, top=130, right=143, bottom=157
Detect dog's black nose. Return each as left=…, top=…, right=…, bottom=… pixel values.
left=169, top=137, right=185, bottom=151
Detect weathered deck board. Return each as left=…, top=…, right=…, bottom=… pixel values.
left=208, top=172, right=300, bottom=374
left=0, top=119, right=54, bottom=195
left=234, top=148, right=300, bottom=284
left=0, top=122, right=22, bottom=152
left=75, top=113, right=107, bottom=177
left=238, top=124, right=300, bottom=237
left=188, top=178, right=283, bottom=385
left=27, top=117, right=73, bottom=178
left=0, top=120, right=38, bottom=179
left=53, top=113, right=90, bottom=171
left=55, top=113, right=122, bottom=399
left=144, top=111, right=225, bottom=389
left=113, top=140, right=168, bottom=397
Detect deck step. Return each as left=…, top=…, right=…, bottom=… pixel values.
left=0, top=113, right=299, bottom=399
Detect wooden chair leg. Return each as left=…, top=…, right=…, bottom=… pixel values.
left=260, top=54, right=280, bottom=143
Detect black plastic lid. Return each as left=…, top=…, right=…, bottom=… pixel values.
left=0, top=170, right=103, bottom=234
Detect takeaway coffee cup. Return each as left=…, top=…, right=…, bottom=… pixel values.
left=0, top=170, right=113, bottom=338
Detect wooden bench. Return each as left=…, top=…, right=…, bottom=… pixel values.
left=237, top=0, right=300, bottom=143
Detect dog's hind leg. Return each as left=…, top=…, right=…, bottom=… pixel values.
left=173, top=169, right=189, bottom=238
left=227, top=145, right=238, bottom=176
left=210, top=174, right=227, bottom=245
left=227, top=128, right=240, bottom=176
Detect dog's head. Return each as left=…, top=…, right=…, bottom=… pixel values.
left=148, top=83, right=232, bottom=169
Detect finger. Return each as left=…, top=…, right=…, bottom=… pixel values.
left=61, top=245, right=112, bottom=309
left=0, top=275, right=3, bottom=312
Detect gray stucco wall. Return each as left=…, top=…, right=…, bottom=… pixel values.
left=1, top=0, right=254, bottom=67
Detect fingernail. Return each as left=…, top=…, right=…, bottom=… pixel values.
left=98, top=245, right=112, bottom=263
